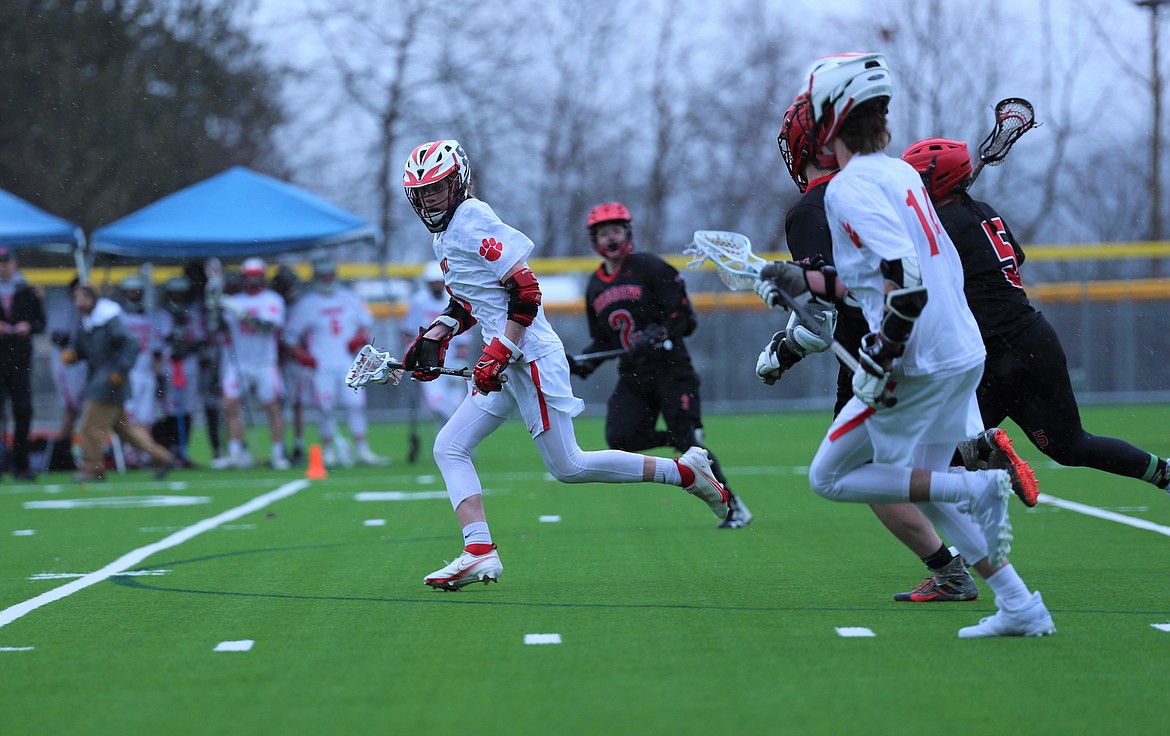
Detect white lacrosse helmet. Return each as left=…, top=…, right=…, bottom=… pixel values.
left=421, top=260, right=444, bottom=284
left=803, top=52, right=892, bottom=150
left=403, top=140, right=472, bottom=233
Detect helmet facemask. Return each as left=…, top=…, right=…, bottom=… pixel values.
left=406, top=175, right=468, bottom=233
left=590, top=221, right=633, bottom=261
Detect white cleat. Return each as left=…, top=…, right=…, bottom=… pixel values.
left=424, top=546, right=503, bottom=591
left=678, top=447, right=730, bottom=520
left=958, top=591, right=1056, bottom=638
left=968, top=469, right=1013, bottom=567
left=356, top=446, right=390, bottom=467
left=322, top=445, right=339, bottom=468
left=210, top=450, right=253, bottom=470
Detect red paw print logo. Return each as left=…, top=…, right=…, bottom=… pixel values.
left=479, top=237, right=503, bottom=262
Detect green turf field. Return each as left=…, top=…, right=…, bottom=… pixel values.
left=2, top=404, right=1169, bottom=735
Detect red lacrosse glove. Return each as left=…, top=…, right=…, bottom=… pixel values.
left=291, top=345, right=318, bottom=369
left=474, top=336, right=521, bottom=393
left=403, top=327, right=448, bottom=382
left=346, top=329, right=370, bottom=354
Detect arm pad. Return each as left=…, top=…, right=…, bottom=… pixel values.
left=504, top=267, right=542, bottom=327
left=878, top=256, right=927, bottom=348
left=437, top=297, right=476, bottom=336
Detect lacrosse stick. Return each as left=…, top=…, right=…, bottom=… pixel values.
left=346, top=343, right=506, bottom=390
left=969, top=97, right=1038, bottom=185
left=684, top=230, right=895, bottom=407
left=572, top=339, right=673, bottom=363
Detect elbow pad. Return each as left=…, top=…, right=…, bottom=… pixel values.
left=879, top=257, right=928, bottom=345
left=435, top=297, right=476, bottom=336
left=504, top=267, right=542, bottom=327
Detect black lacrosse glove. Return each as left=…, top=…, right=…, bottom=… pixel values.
left=630, top=324, right=669, bottom=357
left=567, top=354, right=599, bottom=378
left=403, top=328, right=448, bottom=382
left=50, top=330, right=72, bottom=347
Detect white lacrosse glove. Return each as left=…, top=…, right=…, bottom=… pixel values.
left=851, top=334, right=895, bottom=409
left=755, top=331, right=804, bottom=385
left=754, top=261, right=810, bottom=311
left=783, top=303, right=836, bottom=357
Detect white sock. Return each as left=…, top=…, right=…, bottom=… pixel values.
left=985, top=564, right=1031, bottom=610
left=272, top=441, right=285, bottom=459
left=931, top=469, right=991, bottom=503
left=462, top=521, right=492, bottom=547
left=654, top=458, right=682, bottom=486
left=229, top=439, right=245, bottom=456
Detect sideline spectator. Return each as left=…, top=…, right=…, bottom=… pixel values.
left=0, top=246, right=46, bottom=481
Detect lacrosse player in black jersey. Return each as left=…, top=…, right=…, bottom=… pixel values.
left=903, top=137, right=1170, bottom=494
left=569, top=201, right=752, bottom=528
left=758, top=93, right=981, bottom=602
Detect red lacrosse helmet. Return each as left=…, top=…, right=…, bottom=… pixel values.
left=587, top=201, right=634, bottom=260
left=778, top=92, right=839, bottom=193
left=902, top=137, right=973, bottom=200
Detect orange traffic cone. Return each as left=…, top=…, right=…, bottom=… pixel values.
left=306, top=443, right=328, bottom=480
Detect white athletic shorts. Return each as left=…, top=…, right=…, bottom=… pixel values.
left=221, top=359, right=283, bottom=405
left=470, top=351, right=584, bottom=438
left=825, top=364, right=984, bottom=468
left=311, top=362, right=365, bottom=413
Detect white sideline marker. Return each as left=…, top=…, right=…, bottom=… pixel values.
left=835, top=627, right=875, bottom=638
left=1, top=646, right=35, bottom=652
left=0, top=479, right=310, bottom=630
left=524, top=633, right=562, bottom=645
left=214, top=640, right=254, bottom=652
left=538, top=515, right=561, bottom=523
left=1038, top=493, right=1170, bottom=537
left=355, top=491, right=449, bottom=502
left=12, top=529, right=35, bottom=537
left=363, top=519, right=387, bottom=526
left=1152, top=623, right=1170, bottom=633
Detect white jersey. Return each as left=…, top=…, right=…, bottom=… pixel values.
left=122, top=308, right=172, bottom=376
left=286, top=287, right=373, bottom=369
left=402, top=287, right=476, bottom=366
left=222, top=289, right=285, bottom=367
left=825, top=153, right=984, bottom=378
left=432, top=198, right=563, bottom=362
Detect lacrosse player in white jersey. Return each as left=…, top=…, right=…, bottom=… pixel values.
left=754, top=53, right=1053, bottom=638
left=211, top=257, right=290, bottom=470
left=119, top=275, right=172, bottom=466
left=400, top=260, right=475, bottom=428
left=401, top=139, right=731, bottom=591
left=285, top=257, right=388, bottom=468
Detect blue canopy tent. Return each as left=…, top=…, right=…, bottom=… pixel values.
left=0, top=188, right=85, bottom=254
left=89, top=166, right=379, bottom=261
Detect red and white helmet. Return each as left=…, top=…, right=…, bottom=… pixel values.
left=902, top=138, right=973, bottom=200
left=801, top=52, right=892, bottom=152
left=778, top=92, right=839, bottom=193
left=241, top=257, right=266, bottom=294
left=586, top=201, right=634, bottom=260
left=403, top=139, right=472, bottom=233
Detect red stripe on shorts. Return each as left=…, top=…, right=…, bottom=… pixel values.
left=829, top=406, right=875, bottom=441
left=529, top=361, right=550, bottom=432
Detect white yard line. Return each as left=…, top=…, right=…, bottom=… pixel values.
left=1038, top=493, right=1170, bottom=537
left=0, top=479, right=310, bottom=630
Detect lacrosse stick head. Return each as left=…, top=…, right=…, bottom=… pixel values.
left=683, top=230, right=765, bottom=291
left=346, top=344, right=403, bottom=390
left=977, top=98, right=1037, bottom=167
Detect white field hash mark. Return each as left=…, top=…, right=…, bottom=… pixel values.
left=835, top=627, right=876, bottom=638
left=214, top=640, right=254, bottom=652
left=1152, top=623, right=1170, bottom=633
left=0, top=479, right=310, bottom=630
left=28, top=570, right=170, bottom=581
left=524, top=634, right=562, bottom=645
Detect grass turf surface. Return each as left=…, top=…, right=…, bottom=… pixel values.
left=2, top=404, right=1169, bottom=735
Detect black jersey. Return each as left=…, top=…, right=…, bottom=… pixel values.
left=936, top=194, right=1039, bottom=341
left=784, top=174, right=835, bottom=264
left=583, top=252, right=696, bottom=373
